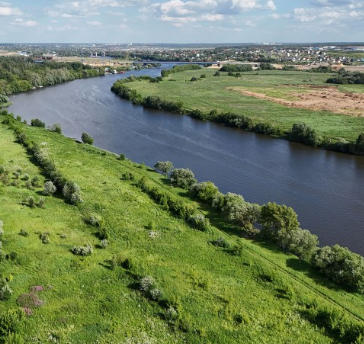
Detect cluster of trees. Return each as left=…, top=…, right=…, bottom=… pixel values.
left=219, top=64, right=253, bottom=72
left=326, top=68, right=364, bottom=84
left=0, top=56, right=104, bottom=96
left=150, top=160, right=364, bottom=291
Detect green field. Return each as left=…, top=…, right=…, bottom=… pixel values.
left=1, top=118, right=364, bottom=343
left=121, top=69, right=364, bottom=142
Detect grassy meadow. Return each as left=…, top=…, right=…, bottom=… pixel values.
left=122, top=69, right=364, bottom=142
left=1, top=118, right=364, bottom=343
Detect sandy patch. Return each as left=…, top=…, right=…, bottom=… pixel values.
left=227, top=86, right=364, bottom=116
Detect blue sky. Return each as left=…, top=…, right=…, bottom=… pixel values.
left=0, top=0, right=363, bottom=43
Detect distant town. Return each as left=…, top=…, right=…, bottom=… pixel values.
left=1, top=43, right=364, bottom=68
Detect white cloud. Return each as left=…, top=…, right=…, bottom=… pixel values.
left=87, top=20, right=102, bottom=25
left=150, top=0, right=275, bottom=27
left=0, top=3, right=22, bottom=16
left=11, top=18, right=38, bottom=27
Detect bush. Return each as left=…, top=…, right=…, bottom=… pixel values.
left=170, top=168, right=197, bottom=189
left=0, top=309, right=24, bottom=338
left=43, top=181, right=57, bottom=196
left=187, top=214, right=210, bottom=231
left=39, top=232, right=50, bottom=244
left=63, top=181, right=83, bottom=205
left=71, top=244, right=93, bottom=256
left=81, top=132, right=94, bottom=145
left=140, top=276, right=155, bottom=293
left=31, top=176, right=40, bottom=187
left=50, top=123, right=62, bottom=134
left=0, top=278, right=13, bottom=300
left=30, top=118, right=45, bottom=128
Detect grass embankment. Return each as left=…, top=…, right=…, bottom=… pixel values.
left=118, top=69, right=364, bottom=143
left=1, top=120, right=364, bottom=342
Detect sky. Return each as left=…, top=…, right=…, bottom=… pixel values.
left=0, top=0, right=364, bottom=43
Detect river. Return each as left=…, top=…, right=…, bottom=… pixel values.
left=7, top=66, right=364, bottom=255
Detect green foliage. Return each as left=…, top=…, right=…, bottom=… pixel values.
left=260, top=202, right=300, bottom=238
left=71, top=244, right=93, bottom=256
left=327, top=68, right=364, bottom=84
left=355, top=133, right=364, bottom=154
left=62, top=181, right=83, bottom=205
left=154, top=161, right=173, bottom=176
left=81, top=132, right=94, bottom=145
left=187, top=214, right=210, bottom=231
left=170, top=168, right=197, bottom=189
left=0, top=278, right=13, bottom=301
left=290, top=123, right=321, bottom=147
left=190, top=181, right=219, bottom=204
left=190, top=76, right=198, bottom=82
left=311, top=244, right=364, bottom=291
left=43, top=181, right=57, bottom=196
left=30, top=118, right=45, bottom=128
left=0, top=94, right=9, bottom=104
left=220, top=64, right=253, bottom=72
left=50, top=123, right=62, bottom=134
left=0, top=309, right=24, bottom=338
left=39, top=232, right=50, bottom=244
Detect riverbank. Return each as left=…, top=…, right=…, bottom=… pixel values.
left=111, top=67, right=364, bottom=155
left=1, top=115, right=364, bottom=342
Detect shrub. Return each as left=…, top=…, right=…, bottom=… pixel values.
left=19, top=229, right=28, bottom=237
left=140, top=276, right=155, bottom=293
left=187, top=214, right=210, bottom=231
left=0, top=309, right=24, bottom=338
left=190, top=76, right=198, bottom=82
left=210, top=237, right=231, bottom=249
left=71, top=244, right=93, bottom=256
left=85, top=214, right=102, bottom=227
left=63, top=181, right=83, bottom=204
left=81, top=132, right=94, bottom=145
left=118, top=153, right=126, bottom=161
left=50, top=123, right=62, bottom=134
left=98, top=227, right=110, bottom=240
left=30, top=118, right=45, bottom=128
left=43, top=181, right=57, bottom=196
left=170, top=168, right=197, bottom=189
left=27, top=196, right=36, bottom=208
left=100, top=239, right=108, bottom=249
left=0, top=278, right=13, bottom=300
left=150, top=288, right=163, bottom=301
left=39, top=232, right=50, bottom=244
left=31, top=176, right=40, bottom=187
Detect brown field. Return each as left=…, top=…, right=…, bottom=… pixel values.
left=228, top=85, right=364, bottom=117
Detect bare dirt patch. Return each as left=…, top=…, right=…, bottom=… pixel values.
left=227, top=86, right=364, bottom=116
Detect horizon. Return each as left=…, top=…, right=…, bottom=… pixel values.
left=1, top=0, right=364, bottom=43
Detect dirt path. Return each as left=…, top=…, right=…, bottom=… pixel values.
left=228, top=86, right=364, bottom=116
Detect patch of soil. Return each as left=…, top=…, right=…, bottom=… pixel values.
left=228, top=86, right=364, bottom=116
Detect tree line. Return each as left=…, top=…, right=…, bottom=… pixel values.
left=0, top=56, right=104, bottom=97
left=150, top=160, right=364, bottom=292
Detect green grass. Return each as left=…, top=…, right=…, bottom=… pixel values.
left=125, top=69, right=364, bottom=141
left=1, top=122, right=364, bottom=343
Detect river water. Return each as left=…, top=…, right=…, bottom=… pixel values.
left=7, top=66, right=364, bottom=255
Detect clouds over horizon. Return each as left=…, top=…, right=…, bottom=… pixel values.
left=1, top=0, right=364, bottom=42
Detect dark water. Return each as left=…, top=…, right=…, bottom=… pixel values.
left=8, top=67, right=364, bottom=255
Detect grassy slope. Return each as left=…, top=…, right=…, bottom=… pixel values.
left=124, top=69, right=364, bottom=141
left=1, top=122, right=364, bottom=343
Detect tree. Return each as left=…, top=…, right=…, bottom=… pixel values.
left=50, top=123, right=62, bottom=134
left=355, top=133, right=364, bottom=154
left=221, top=192, right=260, bottom=229
left=277, top=228, right=318, bottom=259
left=81, top=132, right=93, bottom=145
left=43, top=181, right=57, bottom=196
left=259, top=202, right=299, bottom=239
left=190, top=181, right=219, bottom=204
left=31, top=118, right=45, bottom=128
left=0, top=94, right=9, bottom=104
left=290, top=123, right=321, bottom=147
left=170, top=168, right=197, bottom=189
left=154, top=161, right=174, bottom=176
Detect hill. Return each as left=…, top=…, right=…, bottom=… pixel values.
left=1, top=114, right=364, bottom=343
